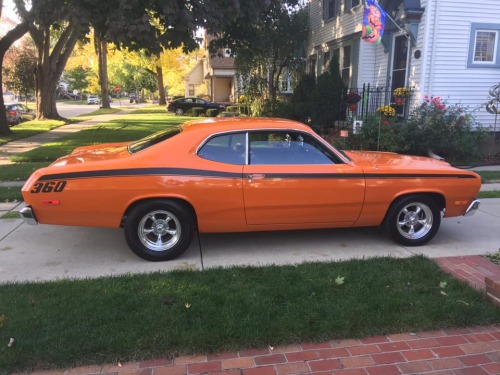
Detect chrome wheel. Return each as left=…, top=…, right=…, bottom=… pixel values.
left=138, top=210, right=181, bottom=252
left=396, top=202, right=433, bottom=240
left=384, top=195, right=441, bottom=247
left=175, top=108, right=184, bottom=115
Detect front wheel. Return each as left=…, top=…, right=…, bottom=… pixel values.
left=175, top=108, right=184, bottom=115
left=124, top=200, right=195, bottom=261
left=383, top=195, right=441, bottom=246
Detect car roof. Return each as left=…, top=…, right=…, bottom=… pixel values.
left=181, top=117, right=311, bottom=135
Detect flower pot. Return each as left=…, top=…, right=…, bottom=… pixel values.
left=395, top=97, right=404, bottom=106
left=348, top=103, right=358, bottom=112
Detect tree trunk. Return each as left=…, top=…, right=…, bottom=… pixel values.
left=157, top=65, right=166, bottom=105
left=30, top=23, right=80, bottom=120
left=0, top=21, right=30, bottom=135
left=96, top=36, right=110, bottom=108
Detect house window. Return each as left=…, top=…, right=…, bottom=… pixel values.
left=188, top=84, right=195, bottom=96
left=468, top=23, right=500, bottom=68
left=279, top=71, right=292, bottom=93
left=341, top=45, right=351, bottom=87
left=323, top=51, right=331, bottom=72
left=345, top=0, right=360, bottom=11
left=474, top=31, right=496, bottom=62
left=324, top=0, right=338, bottom=20
left=309, top=57, right=317, bottom=77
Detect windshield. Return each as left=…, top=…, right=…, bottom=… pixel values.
left=128, top=126, right=182, bottom=154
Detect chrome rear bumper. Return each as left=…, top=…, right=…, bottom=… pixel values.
left=19, top=206, right=38, bottom=225
left=464, top=199, right=481, bottom=217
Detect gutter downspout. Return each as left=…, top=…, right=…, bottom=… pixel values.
left=426, top=0, right=440, bottom=97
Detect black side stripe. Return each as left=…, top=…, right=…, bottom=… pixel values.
left=37, top=168, right=479, bottom=182
left=38, top=168, right=241, bottom=181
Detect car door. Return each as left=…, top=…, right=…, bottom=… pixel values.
left=182, top=98, right=195, bottom=112
left=195, top=132, right=246, bottom=231
left=242, top=130, right=365, bottom=225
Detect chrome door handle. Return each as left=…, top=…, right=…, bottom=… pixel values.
left=247, top=174, right=265, bottom=182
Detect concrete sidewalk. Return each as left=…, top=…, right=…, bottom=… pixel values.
left=0, top=107, right=145, bottom=165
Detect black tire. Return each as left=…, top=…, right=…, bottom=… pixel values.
left=124, top=200, right=195, bottom=261
left=383, top=195, right=441, bottom=246
left=175, top=108, right=184, bottom=115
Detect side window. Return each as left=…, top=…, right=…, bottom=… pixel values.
left=468, top=23, right=500, bottom=68
left=249, top=131, right=337, bottom=165
left=198, top=133, right=247, bottom=165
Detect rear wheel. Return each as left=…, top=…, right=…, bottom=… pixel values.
left=384, top=195, right=441, bottom=246
left=175, top=108, right=184, bottom=115
left=124, top=200, right=195, bottom=261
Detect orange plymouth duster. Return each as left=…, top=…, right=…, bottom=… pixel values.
left=21, top=118, right=481, bottom=261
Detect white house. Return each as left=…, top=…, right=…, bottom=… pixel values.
left=308, top=0, right=500, bottom=140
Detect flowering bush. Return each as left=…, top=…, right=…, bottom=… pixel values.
left=376, top=105, right=396, bottom=117
left=401, top=96, right=486, bottom=162
left=393, top=87, right=410, bottom=97
left=335, top=114, right=405, bottom=152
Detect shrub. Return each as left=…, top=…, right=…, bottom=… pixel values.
left=290, top=74, right=316, bottom=123
left=207, top=109, right=219, bottom=117
left=311, top=58, right=346, bottom=131
left=190, top=107, right=206, bottom=117
left=337, top=115, right=406, bottom=152
left=401, top=96, right=486, bottom=162
left=239, top=104, right=251, bottom=115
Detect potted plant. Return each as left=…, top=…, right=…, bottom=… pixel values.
left=393, top=87, right=410, bottom=106
left=344, top=92, right=361, bottom=112
left=376, top=105, right=396, bottom=118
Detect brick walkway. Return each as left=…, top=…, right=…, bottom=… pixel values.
left=29, top=256, right=500, bottom=375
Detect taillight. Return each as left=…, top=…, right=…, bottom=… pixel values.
left=7, top=110, right=16, bottom=116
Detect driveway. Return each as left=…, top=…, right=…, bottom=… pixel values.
left=1, top=198, right=499, bottom=283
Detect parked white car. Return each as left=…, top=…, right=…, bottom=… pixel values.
left=87, top=95, right=100, bottom=105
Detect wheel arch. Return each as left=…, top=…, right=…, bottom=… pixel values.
left=121, top=197, right=198, bottom=229
left=383, top=192, right=446, bottom=223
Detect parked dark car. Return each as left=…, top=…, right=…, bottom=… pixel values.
left=5, top=103, right=36, bottom=126
left=166, top=97, right=225, bottom=115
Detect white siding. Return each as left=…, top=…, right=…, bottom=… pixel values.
left=420, top=0, right=500, bottom=128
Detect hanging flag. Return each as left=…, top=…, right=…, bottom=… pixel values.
left=362, top=0, right=387, bottom=44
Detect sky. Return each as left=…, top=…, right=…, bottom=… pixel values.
left=1, top=0, right=18, bottom=20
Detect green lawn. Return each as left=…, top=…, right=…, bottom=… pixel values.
left=0, top=256, right=498, bottom=374
left=0, top=120, right=71, bottom=146
left=9, top=109, right=195, bottom=163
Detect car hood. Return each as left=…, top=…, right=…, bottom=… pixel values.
left=344, top=150, right=453, bottom=171
left=51, top=142, right=131, bottom=165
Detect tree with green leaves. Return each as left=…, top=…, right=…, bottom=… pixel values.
left=63, top=66, right=90, bottom=98
left=3, top=42, right=36, bottom=105
left=210, top=1, right=308, bottom=116
left=3, top=0, right=275, bottom=131
left=0, top=0, right=32, bottom=135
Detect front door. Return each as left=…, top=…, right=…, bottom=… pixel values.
left=391, top=34, right=409, bottom=95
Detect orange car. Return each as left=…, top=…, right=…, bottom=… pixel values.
left=21, top=117, right=481, bottom=261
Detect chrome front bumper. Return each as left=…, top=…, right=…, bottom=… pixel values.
left=19, top=206, right=38, bottom=225
left=464, top=199, right=481, bottom=217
